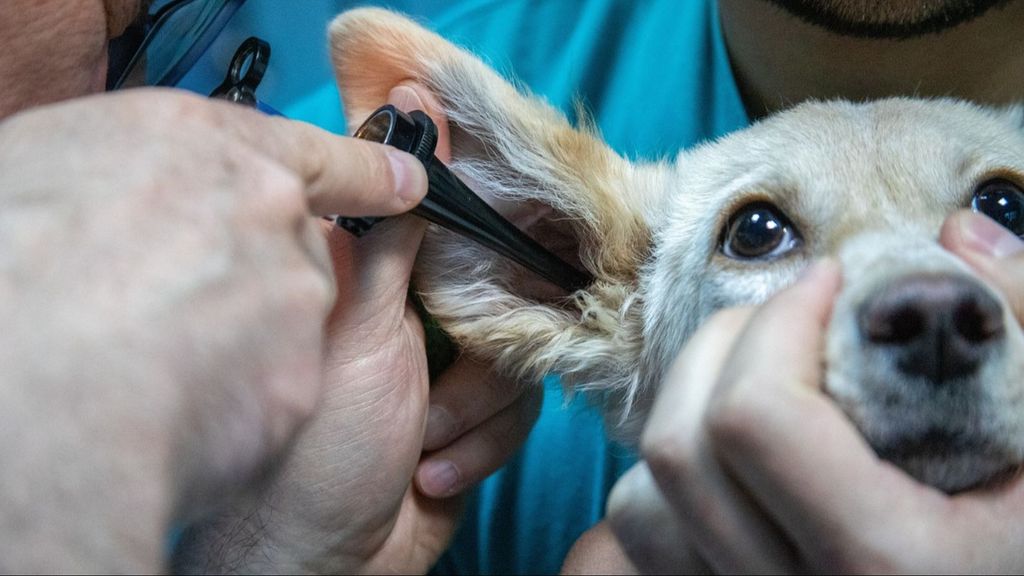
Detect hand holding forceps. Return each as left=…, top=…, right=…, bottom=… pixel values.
left=211, top=36, right=593, bottom=294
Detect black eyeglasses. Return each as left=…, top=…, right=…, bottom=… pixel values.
left=107, top=0, right=247, bottom=90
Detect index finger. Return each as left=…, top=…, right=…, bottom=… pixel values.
left=164, top=90, right=429, bottom=217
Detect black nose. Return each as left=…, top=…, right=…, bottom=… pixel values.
left=858, top=274, right=1005, bottom=384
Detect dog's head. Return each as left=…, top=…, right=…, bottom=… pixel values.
left=330, top=9, right=1024, bottom=492
left=654, top=100, right=1024, bottom=492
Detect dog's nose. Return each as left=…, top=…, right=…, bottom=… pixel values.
left=858, top=274, right=1005, bottom=384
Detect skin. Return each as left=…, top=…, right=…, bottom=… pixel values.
left=0, top=1, right=538, bottom=572
left=718, top=0, right=1024, bottom=116
left=0, top=0, right=137, bottom=116
left=7, top=0, right=1023, bottom=573
left=599, top=216, right=1024, bottom=574
left=574, top=0, right=1024, bottom=573
left=172, top=84, right=541, bottom=574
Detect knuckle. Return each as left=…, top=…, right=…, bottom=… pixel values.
left=266, top=358, right=322, bottom=436
left=252, top=164, right=308, bottom=219
left=103, top=90, right=155, bottom=121
left=304, top=239, right=338, bottom=313
left=605, top=484, right=634, bottom=529
left=606, top=465, right=654, bottom=527
left=272, top=173, right=308, bottom=216
left=641, top=426, right=698, bottom=485
left=142, top=88, right=217, bottom=127
left=704, top=384, right=758, bottom=447
left=0, top=106, right=44, bottom=135
left=276, top=372, right=320, bottom=426
left=287, top=266, right=335, bottom=319
left=263, top=296, right=329, bottom=419
left=297, top=132, right=331, bottom=189
left=256, top=256, right=333, bottom=326
left=319, top=275, right=338, bottom=314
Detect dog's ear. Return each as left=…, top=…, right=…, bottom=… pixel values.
left=329, top=9, right=661, bottom=430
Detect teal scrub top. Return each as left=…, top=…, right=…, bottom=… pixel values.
left=179, top=1, right=748, bottom=573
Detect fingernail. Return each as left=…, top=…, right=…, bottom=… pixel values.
left=959, top=212, right=1024, bottom=259
left=418, top=460, right=460, bottom=498
left=424, top=405, right=457, bottom=450
left=387, top=148, right=425, bottom=206
left=387, top=84, right=424, bottom=112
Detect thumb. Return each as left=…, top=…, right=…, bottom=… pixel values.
left=941, top=210, right=1024, bottom=320
left=325, top=84, right=449, bottom=327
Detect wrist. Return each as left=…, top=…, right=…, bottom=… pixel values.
left=171, top=502, right=369, bottom=575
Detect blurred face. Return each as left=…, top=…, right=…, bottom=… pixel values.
left=762, top=0, right=1012, bottom=38
left=0, top=0, right=141, bottom=118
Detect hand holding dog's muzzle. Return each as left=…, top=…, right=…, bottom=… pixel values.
left=609, top=261, right=843, bottom=574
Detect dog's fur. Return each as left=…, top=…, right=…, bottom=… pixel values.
left=330, top=8, right=1024, bottom=492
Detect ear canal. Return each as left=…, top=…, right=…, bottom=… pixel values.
left=329, top=8, right=659, bottom=434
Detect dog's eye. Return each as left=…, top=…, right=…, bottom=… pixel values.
left=721, top=202, right=800, bottom=260
left=972, top=179, right=1024, bottom=236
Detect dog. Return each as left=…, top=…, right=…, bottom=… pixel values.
left=329, top=8, right=1024, bottom=493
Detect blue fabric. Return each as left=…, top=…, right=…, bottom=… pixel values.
left=434, top=376, right=638, bottom=575
left=181, top=1, right=749, bottom=573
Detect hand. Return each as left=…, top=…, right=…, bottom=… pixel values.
left=416, top=354, right=543, bottom=500
left=172, top=83, right=542, bottom=574
left=608, top=212, right=1024, bottom=574
left=560, top=520, right=643, bottom=575
left=0, top=88, right=426, bottom=572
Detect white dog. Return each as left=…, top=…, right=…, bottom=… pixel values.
left=330, top=8, right=1024, bottom=493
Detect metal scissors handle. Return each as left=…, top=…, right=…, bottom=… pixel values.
left=210, top=36, right=280, bottom=115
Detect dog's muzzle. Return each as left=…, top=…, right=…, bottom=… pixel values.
left=857, top=272, right=1005, bottom=385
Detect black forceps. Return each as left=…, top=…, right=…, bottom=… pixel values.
left=339, top=105, right=594, bottom=293
left=218, top=39, right=593, bottom=293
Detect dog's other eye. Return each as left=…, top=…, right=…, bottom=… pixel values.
left=972, top=178, right=1024, bottom=237
left=721, top=202, right=801, bottom=260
